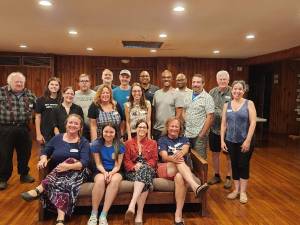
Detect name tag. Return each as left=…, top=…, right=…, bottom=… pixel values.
left=70, top=149, right=79, bottom=153
left=225, top=96, right=231, bottom=99
left=227, top=109, right=233, bottom=112
left=29, top=104, right=34, bottom=108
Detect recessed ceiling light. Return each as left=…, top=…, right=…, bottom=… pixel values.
left=159, top=33, right=167, bottom=38
left=150, top=49, right=157, bottom=53
left=246, top=34, right=255, bottom=39
left=68, top=30, right=78, bottom=35
left=173, top=6, right=185, bottom=12
left=213, top=50, right=220, bottom=54
left=39, top=0, right=52, bottom=6
left=19, top=44, right=28, bottom=48
left=86, top=47, right=94, bottom=51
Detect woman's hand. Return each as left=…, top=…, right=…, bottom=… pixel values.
left=173, top=151, right=184, bottom=163
left=37, top=157, right=48, bottom=170
left=134, top=162, right=142, bottom=171
left=241, top=139, right=250, bottom=152
left=56, top=162, right=71, bottom=172
left=221, top=141, right=228, bottom=153
left=106, top=172, right=113, bottom=183
left=36, top=134, right=45, bottom=144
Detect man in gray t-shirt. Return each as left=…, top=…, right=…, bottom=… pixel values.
left=74, top=74, right=96, bottom=140
left=152, top=70, right=184, bottom=140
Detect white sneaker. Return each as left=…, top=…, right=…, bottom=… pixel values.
left=87, top=214, right=98, bottom=225
left=99, top=217, right=108, bottom=225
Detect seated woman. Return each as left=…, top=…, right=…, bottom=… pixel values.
left=157, top=117, right=209, bottom=225
left=21, top=114, right=90, bottom=225
left=87, top=124, right=125, bottom=225
left=124, top=82, right=151, bottom=140
left=123, top=119, right=158, bottom=225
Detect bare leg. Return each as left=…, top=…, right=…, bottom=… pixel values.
left=174, top=173, right=187, bottom=223
left=91, top=174, right=105, bottom=212
left=127, top=181, right=145, bottom=212
left=102, top=173, right=122, bottom=213
left=56, top=208, right=65, bottom=224
left=135, top=190, right=149, bottom=223
left=240, top=178, right=248, bottom=193
left=175, top=162, right=200, bottom=192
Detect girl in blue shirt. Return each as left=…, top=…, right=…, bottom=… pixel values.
left=88, top=124, right=125, bottom=225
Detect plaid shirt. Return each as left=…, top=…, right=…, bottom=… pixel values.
left=0, top=85, right=36, bottom=124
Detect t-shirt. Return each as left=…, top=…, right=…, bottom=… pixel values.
left=113, top=86, right=131, bottom=117
left=158, top=135, right=190, bottom=162
left=74, top=89, right=96, bottom=125
left=90, top=140, right=125, bottom=171
left=41, top=134, right=90, bottom=168
left=35, top=96, right=60, bottom=142
left=143, top=84, right=159, bottom=104
left=153, top=88, right=184, bottom=131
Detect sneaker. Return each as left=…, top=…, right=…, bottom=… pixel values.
left=207, top=176, right=221, bottom=185
left=240, top=192, right=248, bottom=204
left=227, top=191, right=239, bottom=200
left=20, top=174, right=35, bottom=183
left=87, top=214, right=98, bottom=225
left=99, top=217, right=108, bottom=225
left=223, top=178, right=232, bottom=189
left=0, top=181, right=7, bottom=190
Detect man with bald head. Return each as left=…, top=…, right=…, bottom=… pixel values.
left=139, top=70, right=159, bottom=103
left=176, top=73, right=192, bottom=99
left=94, top=68, right=117, bottom=91
left=0, top=72, right=36, bottom=190
left=208, top=70, right=232, bottom=189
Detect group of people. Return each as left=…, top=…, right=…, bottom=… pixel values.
left=0, top=68, right=256, bottom=225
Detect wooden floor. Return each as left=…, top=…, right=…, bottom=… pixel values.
left=0, top=134, right=299, bottom=225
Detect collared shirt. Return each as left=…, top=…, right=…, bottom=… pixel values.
left=0, top=85, right=36, bottom=124
left=176, top=87, right=193, bottom=101
left=184, top=89, right=215, bottom=138
left=209, top=86, right=232, bottom=135
left=142, top=84, right=159, bottom=103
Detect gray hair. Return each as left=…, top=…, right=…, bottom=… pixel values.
left=216, top=70, right=230, bottom=79
left=7, top=72, right=26, bottom=85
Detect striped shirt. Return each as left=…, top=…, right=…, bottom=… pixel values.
left=0, top=85, right=36, bottom=125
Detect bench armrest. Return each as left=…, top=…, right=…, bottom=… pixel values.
left=190, top=149, right=208, bottom=184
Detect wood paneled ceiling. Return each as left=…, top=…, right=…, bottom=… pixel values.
left=0, top=0, right=299, bottom=58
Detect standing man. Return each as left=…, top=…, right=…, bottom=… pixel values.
left=0, top=72, right=36, bottom=190
left=208, top=70, right=232, bottom=188
left=74, top=74, right=96, bottom=141
left=175, top=73, right=192, bottom=99
left=139, top=70, right=159, bottom=103
left=153, top=70, right=184, bottom=140
left=184, top=74, right=215, bottom=159
left=94, top=68, right=117, bottom=91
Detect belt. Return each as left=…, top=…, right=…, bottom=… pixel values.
left=0, top=122, right=27, bottom=127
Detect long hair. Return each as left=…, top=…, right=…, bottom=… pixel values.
left=162, top=117, right=184, bottom=137
left=64, top=113, right=84, bottom=137
left=44, top=77, right=62, bottom=101
left=128, top=82, right=147, bottom=110
left=93, top=84, right=115, bottom=108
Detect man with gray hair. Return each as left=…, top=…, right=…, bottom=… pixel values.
left=208, top=70, right=232, bottom=188
left=0, top=72, right=36, bottom=190
left=94, top=68, right=117, bottom=91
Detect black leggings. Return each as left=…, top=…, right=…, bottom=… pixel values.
left=226, top=140, right=254, bottom=180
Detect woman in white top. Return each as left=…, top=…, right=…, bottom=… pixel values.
left=125, top=83, right=151, bottom=140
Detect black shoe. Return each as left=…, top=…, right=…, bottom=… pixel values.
left=174, top=221, right=185, bottom=225
left=195, top=183, right=209, bottom=198
left=55, top=219, right=65, bottom=225
left=21, top=188, right=41, bottom=202
left=20, top=174, right=35, bottom=183
left=0, top=181, right=7, bottom=190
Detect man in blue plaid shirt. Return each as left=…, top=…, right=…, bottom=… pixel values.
left=0, top=72, right=36, bottom=190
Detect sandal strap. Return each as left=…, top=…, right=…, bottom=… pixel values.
left=35, top=188, right=41, bottom=195
left=56, top=220, right=65, bottom=225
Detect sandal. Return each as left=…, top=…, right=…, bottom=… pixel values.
left=55, top=220, right=65, bottom=225
left=195, top=183, right=209, bottom=198
left=124, top=210, right=134, bottom=224
left=21, top=188, right=41, bottom=202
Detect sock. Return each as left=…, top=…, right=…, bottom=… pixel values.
left=215, top=173, right=220, bottom=177
left=100, top=211, right=107, bottom=219
left=226, top=175, right=231, bottom=179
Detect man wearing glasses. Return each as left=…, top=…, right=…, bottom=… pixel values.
left=139, top=70, right=159, bottom=103
left=74, top=73, right=96, bottom=140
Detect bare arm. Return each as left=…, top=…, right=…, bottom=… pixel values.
left=93, top=152, right=107, bottom=174
left=199, top=113, right=214, bottom=138
left=124, top=104, right=132, bottom=140
left=90, top=118, right=97, bottom=141
left=175, top=107, right=183, bottom=119
left=35, top=113, right=45, bottom=144
left=147, top=103, right=152, bottom=139
left=220, top=103, right=228, bottom=151
left=110, top=153, right=124, bottom=175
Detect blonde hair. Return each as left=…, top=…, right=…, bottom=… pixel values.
left=163, top=117, right=184, bottom=137
left=93, top=84, right=115, bottom=108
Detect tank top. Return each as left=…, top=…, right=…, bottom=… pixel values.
left=225, top=100, right=249, bottom=143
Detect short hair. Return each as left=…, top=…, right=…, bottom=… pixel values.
left=7, top=72, right=26, bottom=85
left=62, top=86, right=75, bottom=94
left=79, top=73, right=90, bottom=80
left=176, top=73, right=187, bottom=80
left=232, top=80, right=247, bottom=91
left=163, top=117, right=184, bottom=137
left=140, top=70, right=150, bottom=76
left=102, top=69, right=113, bottom=76
left=135, top=119, right=148, bottom=130
left=193, top=74, right=205, bottom=83
left=216, top=70, right=230, bottom=79
left=161, top=69, right=172, bottom=78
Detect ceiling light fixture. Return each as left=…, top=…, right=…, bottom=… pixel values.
left=246, top=34, right=255, bottom=39
left=86, top=47, right=94, bottom=51
left=173, top=6, right=185, bottom=12
left=150, top=49, right=157, bottom=53
left=68, top=30, right=78, bottom=35
left=19, top=44, right=28, bottom=48
left=213, top=50, right=220, bottom=54
left=39, top=0, right=52, bottom=6
left=159, top=33, right=167, bottom=38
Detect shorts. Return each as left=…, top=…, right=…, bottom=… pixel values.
left=209, top=132, right=221, bottom=152
left=156, top=163, right=175, bottom=180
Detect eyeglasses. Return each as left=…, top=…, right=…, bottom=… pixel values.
left=137, top=126, right=147, bottom=129
left=79, top=80, right=90, bottom=83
